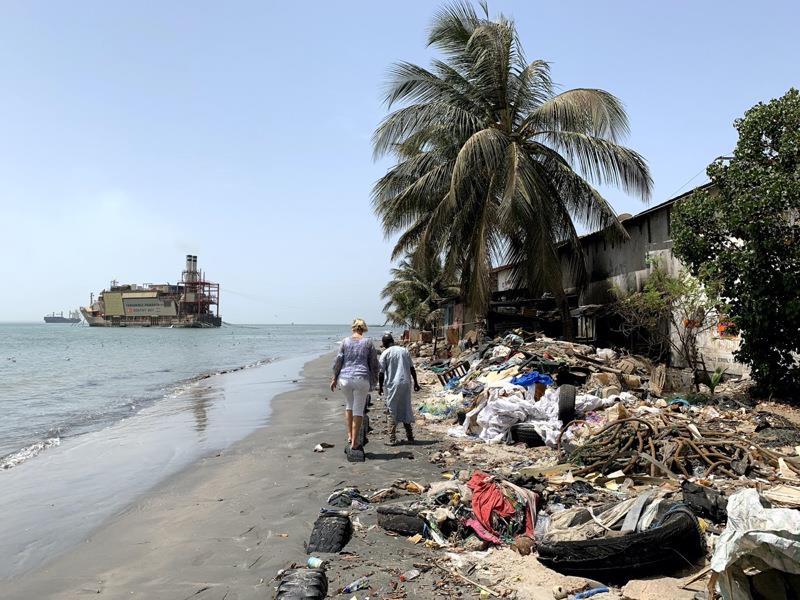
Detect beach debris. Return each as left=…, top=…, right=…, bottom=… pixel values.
left=327, top=488, right=370, bottom=510
left=313, top=442, right=335, bottom=452
left=368, top=487, right=399, bottom=503
left=681, top=480, right=728, bottom=523
left=510, top=535, right=534, bottom=556
left=566, top=415, right=790, bottom=479
left=710, top=488, right=800, bottom=599
left=274, top=567, right=328, bottom=600
left=466, top=470, right=537, bottom=542
left=568, top=586, right=610, bottom=600
left=306, top=512, right=352, bottom=554
left=536, top=495, right=706, bottom=581
left=400, top=568, right=421, bottom=581
left=306, top=556, right=325, bottom=568
left=341, top=576, right=370, bottom=593
left=393, top=479, right=426, bottom=493
left=376, top=504, right=426, bottom=536
left=763, top=484, right=800, bottom=507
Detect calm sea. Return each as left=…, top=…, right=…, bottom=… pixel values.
left=0, top=323, right=350, bottom=469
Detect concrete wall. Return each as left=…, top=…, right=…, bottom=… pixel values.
left=491, top=198, right=748, bottom=376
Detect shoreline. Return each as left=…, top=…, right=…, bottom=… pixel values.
left=3, top=352, right=453, bottom=599
left=0, top=351, right=325, bottom=583
left=0, top=354, right=279, bottom=471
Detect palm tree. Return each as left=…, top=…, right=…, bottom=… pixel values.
left=372, top=1, right=652, bottom=336
left=381, top=254, right=459, bottom=330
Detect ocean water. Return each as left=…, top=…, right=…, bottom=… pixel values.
left=0, top=322, right=362, bottom=578
left=0, top=323, right=349, bottom=469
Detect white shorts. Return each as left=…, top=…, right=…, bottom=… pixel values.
left=339, top=377, right=370, bottom=417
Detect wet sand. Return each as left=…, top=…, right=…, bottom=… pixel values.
left=3, top=353, right=449, bottom=599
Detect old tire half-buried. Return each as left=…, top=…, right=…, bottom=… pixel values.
left=377, top=504, right=426, bottom=536
left=510, top=423, right=545, bottom=447
left=558, top=384, right=577, bottom=424
left=275, top=568, right=328, bottom=600
left=306, top=513, right=352, bottom=554
left=536, top=505, right=706, bottom=582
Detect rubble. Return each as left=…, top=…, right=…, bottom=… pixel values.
left=402, top=328, right=800, bottom=598
left=283, top=330, right=800, bottom=600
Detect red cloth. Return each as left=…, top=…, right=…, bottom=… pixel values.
left=467, top=470, right=516, bottom=537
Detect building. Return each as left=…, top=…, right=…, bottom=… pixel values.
left=482, top=183, right=745, bottom=374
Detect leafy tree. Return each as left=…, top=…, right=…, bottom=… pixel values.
left=372, top=1, right=652, bottom=337
left=614, top=260, right=719, bottom=391
left=381, top=253, right=459, bottom=330
left=672, top=88, right=800, bottom=396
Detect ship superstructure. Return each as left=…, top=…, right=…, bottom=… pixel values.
left=80, top=255, right=221, bottom=328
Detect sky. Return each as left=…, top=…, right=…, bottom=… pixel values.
left=0, top=1, right=798, bottom=324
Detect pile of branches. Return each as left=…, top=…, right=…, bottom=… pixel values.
left=566, top=417, right=798, bottom=479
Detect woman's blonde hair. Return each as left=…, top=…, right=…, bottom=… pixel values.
left=351, top=318, right=368, bottom=333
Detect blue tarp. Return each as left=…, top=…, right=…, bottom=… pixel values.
left=510, top=371, right=553, bottom=387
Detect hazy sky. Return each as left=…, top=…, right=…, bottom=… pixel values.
left=1, top=1, right=797, bottom=324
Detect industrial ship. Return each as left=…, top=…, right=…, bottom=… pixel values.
left=44, top=310, right=82, bottom=324
left=80, top=255, right=221, bottom=328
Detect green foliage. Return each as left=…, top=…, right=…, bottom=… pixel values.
left=372, top=0, right=652, bottom=316
left=614, top=260, right=718, bottom=390
left=708, top=366, right=728, bottom=395
left=381, top=253, right=459, bottom=329
left=672, top=88, right=800, bottom=396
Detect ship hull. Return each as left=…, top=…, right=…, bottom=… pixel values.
left=44, top=317, right=81, bottom=324
left=80, top=308, right=220, bottom=328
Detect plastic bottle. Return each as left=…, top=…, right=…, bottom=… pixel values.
left=306, top=556, right=325, bottom=568
left=342, top=576, right=369, bottom=593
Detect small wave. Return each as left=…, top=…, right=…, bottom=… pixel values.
left=1, top=437, right=61, bottom=470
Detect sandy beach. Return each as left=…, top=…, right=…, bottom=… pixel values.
left=2, top=352, right=451, bottom=599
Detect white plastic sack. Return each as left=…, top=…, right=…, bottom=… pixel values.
left=521, top=388, right=617, bottom=447
left=490, top=345, right=511, bottom=359
left=596, top=348, right=618, bottom=362
left=475, top=383, right=532, bottom=443
left=710, top=488, right=800, bottom=599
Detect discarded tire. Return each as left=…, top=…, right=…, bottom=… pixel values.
left=377, top=504, right=426, bottom=536
left=510, top=423, right=545, bottom=447
left=558, top=385, right=577, bottom=424
left=536, top=505, right=706, bottom=582
left=275, top=568, right=328, bottom=600
left=306, top=513, right=352, bottom=554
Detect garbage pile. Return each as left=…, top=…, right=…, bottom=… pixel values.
left=404, top=329, right=800, bottom=598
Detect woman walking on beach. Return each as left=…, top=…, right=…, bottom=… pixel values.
left=331, top=318, right=380, bottom=462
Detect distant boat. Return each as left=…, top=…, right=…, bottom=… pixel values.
left=44, top=310, right=81, bottom=324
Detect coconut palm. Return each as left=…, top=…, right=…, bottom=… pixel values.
left=381, top=253, right=459, bottom=329
left=372, top=1, right=652, bottom=334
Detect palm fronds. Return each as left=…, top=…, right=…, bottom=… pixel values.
left=372, top=1, right=653, bottom=316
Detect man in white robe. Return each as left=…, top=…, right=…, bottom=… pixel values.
left=378, top=333, right=420, bottom=445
